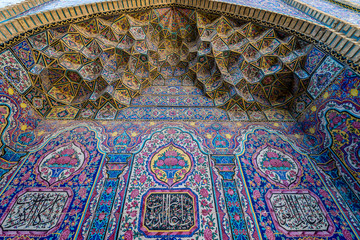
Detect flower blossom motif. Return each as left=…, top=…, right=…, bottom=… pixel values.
left=227, top=188, right=234, bottom=196
left=78, top=188, right=87, bottom=199
left=201, top=209, right=211, bottom=216
left=253, top=189, right=261, bottom=200
left=265, top=226, right=275, bottom=240
left=78, top=172, right=87, bottom=184
left=130, top=189, right=139, bottom=199
left=342, top=227, right=353, bottom=240
left=61, top=148, right=75, bottom=155
left=352, top=121, right=360, bottom=129
left=194, top=174, right=201, bottom=184
left=3, top=188, right=15, bottom=198
left=254, top=174, right=261, bottom=186
left=306, top=174, right=315, bottom=185
left=139, top=174, right=147, bottom=184
left=200, top=188, right=209, bottom=198
left=204, top=228, right=213, bottom=240
left=60, top=227, right=71, bottom=240
left=124, top=229, right=133, bottom=240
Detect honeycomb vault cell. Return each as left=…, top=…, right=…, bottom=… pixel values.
left=7, top=7, right=312, bottom=120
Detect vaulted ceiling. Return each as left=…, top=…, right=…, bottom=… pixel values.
left=3, top=7, right=313, bottom=120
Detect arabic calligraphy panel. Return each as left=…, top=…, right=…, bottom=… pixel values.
left=140, top=189, right=198, bottom=236
left=265, top=189, right=335, bottom=237
left=0, top=187, right=73, bottom=237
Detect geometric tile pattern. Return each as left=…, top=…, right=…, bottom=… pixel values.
left=1, top=8, right=313, bottom=120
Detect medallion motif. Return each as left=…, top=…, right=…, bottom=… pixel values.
left=254, top=144, right=302, bottom=188
left=149, top=143, right=193, bottom=187
left=36, top=141, right=88, bottom=186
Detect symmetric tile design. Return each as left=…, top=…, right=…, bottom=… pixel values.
left=1, top=8, right=314, bottom=120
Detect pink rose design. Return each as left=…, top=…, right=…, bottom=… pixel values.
left=263, top=161, right=270, bottom=168
left=79, top=188, right=87, bottom=198
left=130, top=189, right=139, bottom=199
left=306, top=174, right=315, bottom=184
left=61, top=148, right=75, bottom=155
left=4, top=188, right=15, bottom=198
left=78, top=172, right=86, bottom=183
left=266, top=152, right=278, bottom=158
left=164, top=158, right=172, bottom=166
left=283, top=161, right=291, bottom=168
left=201, top=209, right=211, bottom=216
left=319, top=189, right=329, bottom=199
left=253, top=190, right=261, bottom=200
left=352, top=121, right=360, bottom=129
left=69, top=158, right=78, bottom=166
left=200, top=188, right=209, bottom=198
left=124, top=230, right=133, bottom=240
left=157, top=160, right=164, bottom=166
left=254, top=175, right=261, bottom=186
left=140, top=174, right=147, bottom=184
left=227, top=188, right=234, bottom=195
left=178, top=160, right=185, bottom=166
left=204, top=228, right=212, bottom=240
left=165, top=151, right=177, bottom=157
left=194, top=174, right=201, bottom=184
left=342, top=227, right=353, bottom=240
left=265, top=227, right=275, bottom=240
left=60, top=227, right=71, bottom=240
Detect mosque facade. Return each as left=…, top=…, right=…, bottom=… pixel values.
left=0, top=0, right=359, bottom=239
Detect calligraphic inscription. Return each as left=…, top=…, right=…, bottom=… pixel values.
left=266, top=189, right=335, bottom=237
left=0, top=188, right=73, bottom=236
left=140, top=189, right=199, bottom=237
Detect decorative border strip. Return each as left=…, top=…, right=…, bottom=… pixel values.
left=0, top=0, right=54, bottom=23
left=280, top=0, right=360, bottom=43
left=324, top=0, right=360, bottom=13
